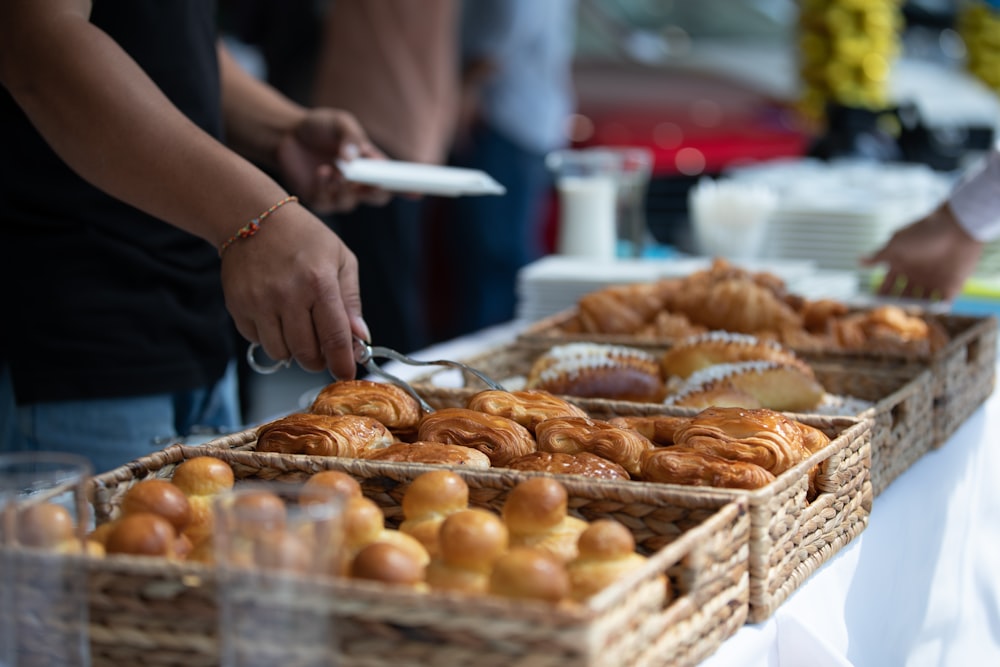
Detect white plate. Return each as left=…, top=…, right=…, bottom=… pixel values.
left=337, top=158, right=506, bottom=197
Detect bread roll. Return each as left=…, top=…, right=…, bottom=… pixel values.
left=525, top=343, right=665, bottom=402
left=501, top=477, right=588, bottom=563
left=425, top=509, right=508, bottom=594
left=639, top=447, right=775, bottom=489
left=416, top=408, right=535, bottom=467
left=534, top=416, right=653, bottom=477
left=120, top=479, right=192, bottom=534
left=350, top=541, right=427, bottom=590
left=310, top=379, right=423, bottom=434
left=399, top=470, right=469, bottom=558
left=170, top=457, right=235, bottom=547
left=506, top=451, right=630, bottom=481
left=488, top=547, right=570, bottom=603
left=17, top=502, right=77, bottom=549
left=256, top=413, right=395, bottom=458
left=302, top=470, right=363, bottom=504
left=363, top=441, right=491, bottom=468
left=660, top=331, right=812, bottom=380
left=104, top=512, right=179, bottom=558
left=466, top=389, right=588, bottom=432
left=664, top=360, right=825, bottom=412
left=567, top=519, right=650, bottom=601
left=252, top=529, right=312, bottom=573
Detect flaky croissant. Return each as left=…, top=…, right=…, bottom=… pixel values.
left=310, top=379, right=423, bottom=433
left=639, top=447, right=776, bottom=489
left=466, top=389, right=588, bottom=433
left=534, top=416, right=654, bottom=476
left=417, top=408, right=536, bottom=467
left=256, top=413, right=394, bottom=458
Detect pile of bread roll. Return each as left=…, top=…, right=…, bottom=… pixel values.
left=523, top=332, right=828, bottom=411
left=557, top=258, right=950, bottom=357
left=257, top=377, right=831, bottom=491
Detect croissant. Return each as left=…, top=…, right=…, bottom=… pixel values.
left=363, top=441, right=492, bottom=468
left=639, top=447, right=776, bottom=489
left=466, top=389, right=588, bottom=432
left=256, top=413, right=394, bottom=458
left=525, top=343, right=664, bottom=402
left=535, top=416, right=654, bottom=476
left=416, top=408, right=536, bottom=467
left=671, top=406, right=812, bottom=476
left=506, top=451, right=631, bottom=481
left=606, top=415, right=691, bottom=447
left=577, top=281, right=671, bottom=334
left=310, top=379, right=422, bottom=434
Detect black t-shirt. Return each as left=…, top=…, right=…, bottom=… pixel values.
left=0, top=0, right=233, bottom=404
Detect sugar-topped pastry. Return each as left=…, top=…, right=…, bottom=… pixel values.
left=525, top=343, right=665, bottom=403
left=660, top=331, right=814, bottom=380
left=663, top=360, right=825, bottom=412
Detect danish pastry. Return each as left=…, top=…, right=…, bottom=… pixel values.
left=256, top=413, right=395, bottom=458
left=506, top=451, right=631, bottom=480
left=466, top=389, right=588, bottom=432
left=310, top=379, right=423, bottom=434
left=363, top=441, right=491, bottom=468
left=535, top=416, right=654, bottom=476
left=416, top=407, right=536, bottom=467
left=605, top=415, right=691, bottom=447
left=639, top=447, right=776, bottom=489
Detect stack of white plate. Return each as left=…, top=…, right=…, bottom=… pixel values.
left=725, top=159, right=952, bottom=273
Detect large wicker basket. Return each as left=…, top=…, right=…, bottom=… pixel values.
left=83, top=445, right=750, bottom=667
left=517, top=308, right=996, bottom=449
left=204, top=404, right=871, bottom=625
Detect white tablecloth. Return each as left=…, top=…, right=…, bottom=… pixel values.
left=385, top=323, right=1000, bottom=666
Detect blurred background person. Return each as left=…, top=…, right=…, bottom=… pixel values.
left=310, top=0, right=461, bottom=353
left=863, top=145, right=1000, bottom=301
left=434, top=0, right=579, bottom=340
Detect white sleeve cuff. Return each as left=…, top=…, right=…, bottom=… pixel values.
left=949, top=148, right=1000, bottom=242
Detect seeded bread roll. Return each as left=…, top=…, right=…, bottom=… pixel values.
left=310, top=379, right=423, bottom=434
left=256, top=413, right=395, bottom=458
left=417, top=408, right=535, bottom=467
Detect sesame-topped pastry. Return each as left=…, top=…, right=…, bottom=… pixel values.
left=664, top=360, right=825, bottom=412
left=660, top=331, right=814, bottom=381
left=525, top=343, right=665, bottom=403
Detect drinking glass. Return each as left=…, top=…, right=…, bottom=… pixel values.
left=214, top=481, right=347, bottom=667
left=0, top=452, right=92, bottom=667
left=546, top=149, right=621, bottom=260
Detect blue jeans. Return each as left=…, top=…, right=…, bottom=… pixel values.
left=0, top=362, right=242, bottom=475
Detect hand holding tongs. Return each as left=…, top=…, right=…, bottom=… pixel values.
left=246, top=337, right=505, bottom=413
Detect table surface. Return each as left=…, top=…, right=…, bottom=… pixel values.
left=382, top=321, right=1000, bottom=667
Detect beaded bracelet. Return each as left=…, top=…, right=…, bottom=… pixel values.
left=218, top=195, right=299, bottom=256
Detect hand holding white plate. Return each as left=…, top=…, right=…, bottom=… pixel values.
left=337, top=158, right=505, bottom=197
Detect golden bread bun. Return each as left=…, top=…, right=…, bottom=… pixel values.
left=252, top=529, right=312, bottom=573
left=302, top=470, right=363, bottom=505
left=425, top=509, right=508, bottom=593
left=664, top=361, right=825, bottom=412
left=525, top=343, right=664, bottom=402
left=344, top=495, right=386, bottom=555
left=506, top=451, right=630, bottom=481
left=606, top=415, right=690, bottom=447
left=639, top=447, right=776, bottom=489
left=363, top=441, right=491, bottom=468
left=120, top=479, right=192, bottom=533
left=502, top=477, right=588, bottom=563
left=417, top=408, right=536, bottom=467
left=229, top=489, right=287, bottom=539
left=488, top=547, right=570, bottom=603
left=567, top=520, right=648, bottom=601
left=310, top=379, right=423, bottom=433
left=373, top=529, right=431, bottom=567
left=672, top=406, right=812, bottom=476
left=17, top=502, right=76, bottom=548
left=170, top=456, right=235, bottom=497
left=350, top=541, right=427, bottom=589
left=534, top=416, right=653, bottom=477
left=399, top=470, right=470, bottom=558
left=465, top=389, right=588, bottom=432
left=256, top=412, right=394, bottom=458
left=104, top=512, right=178, bottom=558
left=660, top=331, right=812, bottom=380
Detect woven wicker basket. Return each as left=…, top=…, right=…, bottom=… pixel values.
left=84, top=445, right=750, bottom=667
left=407, top=340, right=924, bottom=498
left=517, top=308, right=997, bottom=449
left=203, top=403, right=870, bottom=625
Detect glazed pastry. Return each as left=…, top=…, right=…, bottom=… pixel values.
left=664, top=361, right=825, bottom=412
left=535, top=416, right=654, bottom=477
left=606, top=415, right=691, bottom=447
left=363, top=441, right=491, bottom=468
left=256, top=413, right=395, bottom=458
left=660, top=331, right=814, bottom=380
left=525, top=343, right=665, bottom=403
left=466, top=389, right=588, bottom=432
left=567, top=519, right=651, bottom=602
left=501, top=477, right=588, bottom=563
left=416, top=407, right=536, bottom=467
left=671, top=406, right=812, bottom=476
left=506, top=451, right=630, bottom=481
left=310, top=379, right=423, bottom=434
left=639, top=447, right=776, bottom=489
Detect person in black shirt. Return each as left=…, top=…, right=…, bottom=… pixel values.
left=0, top=0, right=389, bottom=473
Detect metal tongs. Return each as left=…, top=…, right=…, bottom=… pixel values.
left=246, top=337, right=505, bottom=413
